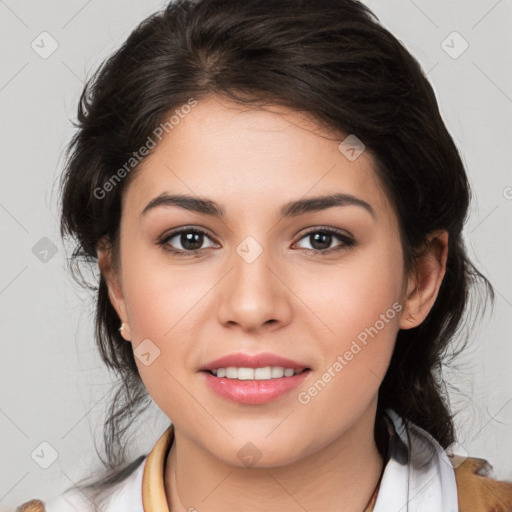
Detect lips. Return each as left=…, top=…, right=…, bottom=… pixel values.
left=198, top=352, right=310, bottom=372
left=198, top=352, right=312, bottom=404
left=201, top=369, right=310, bottom=404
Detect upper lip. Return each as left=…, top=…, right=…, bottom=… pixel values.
left=199, top=352, right=310, bottom=371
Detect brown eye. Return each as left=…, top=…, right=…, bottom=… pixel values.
left=158, top=227, right=217, bottom=256
left=295, top=228, right=355, bottom=254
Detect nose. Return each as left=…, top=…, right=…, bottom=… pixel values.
left=216, top=242, right=293, bottom=333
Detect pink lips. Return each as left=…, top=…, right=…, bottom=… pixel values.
left=198, top=352, right=311, bottom=405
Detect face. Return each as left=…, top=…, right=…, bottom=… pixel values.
left=100, top=94, right=427, bottom=467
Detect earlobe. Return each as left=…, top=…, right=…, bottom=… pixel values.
left=399, top=230, right=449, bottom=330
left=97, top=239, right=131, bottom=340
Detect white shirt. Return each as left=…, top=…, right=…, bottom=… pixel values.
left=38, top=408, right=459, bottom=512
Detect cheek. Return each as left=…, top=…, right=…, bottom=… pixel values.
left=295, top=239, right=403, bottom=404
left=298, top=238, right=404, bottom=340
left=119, top=247, right=223, bottom=415
left=296, top=293, right=400, bottom=438
left=120, top=242, right=208, bottom=341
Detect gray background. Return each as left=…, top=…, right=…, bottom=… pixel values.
left=1, top=0, right=511, bottom=509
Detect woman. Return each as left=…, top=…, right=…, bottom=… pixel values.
left=16, top=0, right=512, bottom=511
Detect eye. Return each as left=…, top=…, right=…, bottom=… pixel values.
left=158, top=227, right=218, bottom=256
left=294, top=227, right=355, bottom=254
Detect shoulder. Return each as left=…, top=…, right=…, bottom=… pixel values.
left=449, top=454, right=512, bottom=512
left=15, top=455, right=147, bottom=512
left=385, top=408, right=512, bottom=512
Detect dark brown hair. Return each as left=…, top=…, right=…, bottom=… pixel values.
left=58, top=0, right=493, bottom=504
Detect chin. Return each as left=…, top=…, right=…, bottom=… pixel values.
left=209, top=435, right=307, bottom=469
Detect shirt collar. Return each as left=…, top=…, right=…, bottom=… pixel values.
left=142, top=422, right=174, bottom=511
left=373, top=408, right=459, bottom=512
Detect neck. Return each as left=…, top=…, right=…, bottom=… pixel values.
left=164, top=401, right=385, bottom=512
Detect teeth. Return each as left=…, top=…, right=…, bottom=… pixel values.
left=211, top=366, right=304, bottom=380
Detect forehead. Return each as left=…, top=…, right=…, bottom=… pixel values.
left=122, top=95, right=392, bottom=221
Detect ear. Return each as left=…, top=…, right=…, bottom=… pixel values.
left=399, top=230, right=449, bottom=330
left=97, top=237, right=131, bottom=341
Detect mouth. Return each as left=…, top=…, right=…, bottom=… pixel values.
left=200, top=366, right=312, bottom=405
left=198, top=352, right=312, bottom=404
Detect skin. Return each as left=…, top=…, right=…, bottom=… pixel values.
left=98, top=94, right=448, bottom=512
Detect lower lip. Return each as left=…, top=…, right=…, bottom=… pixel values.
left=201, top=370, right=311, bottom=405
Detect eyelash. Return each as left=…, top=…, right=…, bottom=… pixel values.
left=157, top=226, right=356, bottom=257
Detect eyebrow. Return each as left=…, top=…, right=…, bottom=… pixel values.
left=140, top=192, right=376, bottom=220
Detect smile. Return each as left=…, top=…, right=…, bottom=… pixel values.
left=207, top=366, right=307, bottom=380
